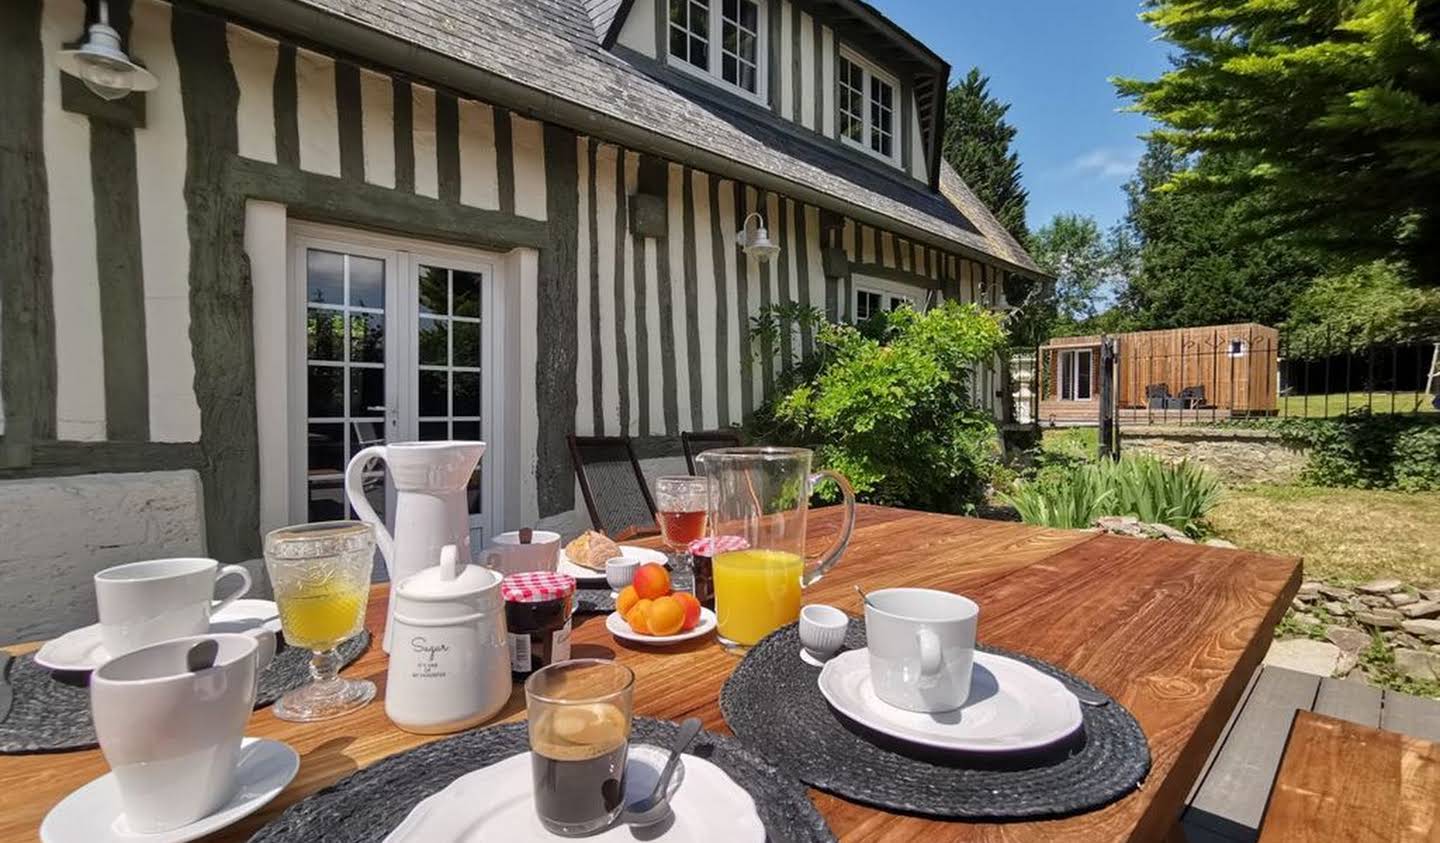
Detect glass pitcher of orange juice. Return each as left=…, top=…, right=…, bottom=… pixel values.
left=694, top=447, right=855, bottom=652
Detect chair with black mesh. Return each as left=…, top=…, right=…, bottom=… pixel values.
left=566, top=435, right=659, bottom=538
left=680, top=429, right=743, bottom=475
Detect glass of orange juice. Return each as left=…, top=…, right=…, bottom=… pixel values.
left=263, top=521, right=376, bottom=721
left=695, top=447, right=855, bottom=652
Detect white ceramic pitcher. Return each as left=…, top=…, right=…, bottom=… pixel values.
left=345, top=440, right=486, bottom=651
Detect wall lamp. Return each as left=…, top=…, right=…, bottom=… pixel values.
left=736, top=212, right=780, bottom=264
left=56, top=0, right=157, bottom=101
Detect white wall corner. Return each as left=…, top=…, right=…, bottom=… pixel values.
left=244, top=200, right=290, bottom=539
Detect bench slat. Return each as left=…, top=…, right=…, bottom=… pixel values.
left=1312, top=677, right=1382, bottom=728
left=1381, top=689, right=1440, bottom=742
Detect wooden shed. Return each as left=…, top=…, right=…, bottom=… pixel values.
left=1037, top=323, right=1279, bottom=425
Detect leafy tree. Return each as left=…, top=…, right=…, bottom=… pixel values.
left=1115, top=0, right=1440, bottom=276
left=1115, top=139, right=1327, bottom=329
left=755, top=302, right=1007, bottom=513
left=1284, top=261, right=1440, bottom=348
left=1016, top=213, right=1131, bottom=342
left=942, top=68, right=1029, bottom=244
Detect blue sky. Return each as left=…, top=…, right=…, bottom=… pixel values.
left=880, top=1, right=1173, bottom=232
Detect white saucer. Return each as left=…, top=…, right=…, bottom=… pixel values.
left=40, top=737, right=300, bottom=843
left=34, top=600, right=283, bottom=672
left=559, top=545, right=668, bottom=584
left=817, top=648, right=1083, bottom=753
left=384, top=743, right=764, bottom=842
left=606, top=607, right=717, bottom=645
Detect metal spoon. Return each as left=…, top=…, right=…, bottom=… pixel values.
left=186, top=639, right=219, bottom=673
left=854, top=584, right=877, bottom=609
left=1064, top=679, right=1110, bottom=707
left=623, top=717, right=702, bottom=826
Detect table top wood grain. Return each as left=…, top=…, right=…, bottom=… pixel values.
left=1257, top=710, right=1440, bottom=843
left=1, top=505, right=1301, bottom=842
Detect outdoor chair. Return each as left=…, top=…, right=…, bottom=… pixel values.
left=681, top=428, right=743, bottom=474
left=1145, top=383, right=1171, bottom=410
left=1179, top=385, right=1207, bottom=409
left=566, top=434, right=658, bottom=537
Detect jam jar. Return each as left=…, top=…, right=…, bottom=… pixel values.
left=685, top=536, right=750, bottom=610
left=501, top=572, right=576, bottom=677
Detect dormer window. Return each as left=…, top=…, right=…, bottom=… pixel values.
left=668, top=0, right=767, bottom=103
left=838, top=47, right=898, bottom=165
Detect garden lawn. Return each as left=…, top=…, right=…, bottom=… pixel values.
left=1277, top=391, right=1435, bottom=417
left=1209, top=485, right=1440, bottom=586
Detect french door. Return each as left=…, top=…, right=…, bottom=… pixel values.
left=288, top=223, right=502, bottom=551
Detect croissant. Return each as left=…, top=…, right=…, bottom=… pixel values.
left=564, top=531, right=622, bottom=571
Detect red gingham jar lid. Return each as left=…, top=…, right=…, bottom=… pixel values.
left=687, top=536, right=750, bottom=557
left=501, top=571, right=576, bottom=603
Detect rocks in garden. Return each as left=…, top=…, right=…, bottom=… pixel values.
left=1357, top=578, right=1404, bottom=595
left=1292, top=612, right=1320, bottom=627
left=1326, top=626, right=1372, bottom=654
left=1358, top=595, right=1392, bottom=608
left=1355, top=609, right=1404, bottom=629
left=1323, top=601, right=1350, bottom=617
left=1092, top=517, right=1197, bottom=543
left=1317, top=585, right=1354, bottom=602
left=1204, top=538, right=1237, bottom=549
left=1423, top=589, right=1440, bottom=602
left=1400, top=619, right=1440, bottom=642
left=1393, top=648, right=1440, bottom=682
left=1393, top=633, right=1427, bottom=650
left=1298, top=582, right=1323, bottom=598
left=1400, top=601, right=1440, bottom=619
left=1388, top=592, right=1419, bottom=608
left=1264, top=639, right=1342, bottom=677
left=1291, top=598, right=1307, bottom=612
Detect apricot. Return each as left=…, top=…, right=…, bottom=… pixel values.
left=633, top=563, right=671, bottom=600
left=625, top=598, right=654, bottom=634
left=616, top=585, right=640, bottom=616
left=672, top=592, right=702, bottom=631
left=647, top=596, right=685, bottom=636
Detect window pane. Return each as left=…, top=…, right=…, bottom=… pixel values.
left=738, top=63, right=756, bottom=93
left=349, top=367, right=384, bottom=416
left=722, top=53, right=737, bottom=83
left=723, top=0, right=737, bottom=19
left=419, top=318, right=449, bottom=366
left=691, top=1, right=708, bottom=37
left=306, top=249, right=345, bottom=305
left=350, top=312, right=384, bottom=363
left=307, top=309, right=344, bottom=361
left=418, top=266, right=448, bottom=315
left=670, top=26, right=688, bottom=60
left=307, top=423, right=344, bottom=472
left=349, top=255, right=384, bottom=308
left=691, top=37, right=708, bottom=68
left=738, top=30, right=756, bottom=62
left=419, top=370, right=449, bottom=417
left=350, top=421, right=385, bottom=451
left=419, top=421, right=450, bottom=441
left=670, top=0, right=686, bottom=26
left=453, top=270, right=482, bottom=318
left=740, top=0, right=757, bottom=30
left=453, top=372, right=482, bottom=417
left=453, top=320, right=481, bottom=368
left=453, top=420, right=480, bottom=441
left=308, top=366, right=343, bottom=417
left=307, top=480, right=346, bottom=523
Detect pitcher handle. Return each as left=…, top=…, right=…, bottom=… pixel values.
left=801, top=469, right=856, bottom=588
left=345, top=445, right=396, bottom=580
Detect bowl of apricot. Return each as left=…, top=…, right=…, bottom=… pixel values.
left=607, top=563, right=716, bottom=644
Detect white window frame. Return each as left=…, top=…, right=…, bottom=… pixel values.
left=1058, top=348, right=1094, bottom=401
left=1228, top=339, right=1247, bottom=358
left=666, top=0, right=769, bottom=107
left=837, top=46, right=901, bottom=167
left=851, top=274, right=933, bottom=320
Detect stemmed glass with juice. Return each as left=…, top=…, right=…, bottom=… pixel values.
left=694, top=447, right=855, bottom=652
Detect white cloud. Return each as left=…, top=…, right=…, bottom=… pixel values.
left=1070, top=147, right=1139, bottom=180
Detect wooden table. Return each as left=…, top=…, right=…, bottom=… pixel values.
left=1257, top=711, right=1440, bottom=842
left=1, top=505, right=1300, bottom=841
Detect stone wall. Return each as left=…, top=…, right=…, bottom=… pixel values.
left=1120, top=425, right=1306, bottom=486
left=0, top=470, right=215, bottom=642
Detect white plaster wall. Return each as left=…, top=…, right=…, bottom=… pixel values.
left=0, top=471, right=211, bottom=643
left=615, top=0, right=657, bottom=58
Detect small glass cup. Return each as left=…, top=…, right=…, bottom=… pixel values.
left=525, top=659, right=635, bottom=836
left=654, top=476, right=708, bottom=566
left=263, top=521, right=376, bottom=722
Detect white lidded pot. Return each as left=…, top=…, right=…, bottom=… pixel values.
left=386, top=544, right=511, bottom=734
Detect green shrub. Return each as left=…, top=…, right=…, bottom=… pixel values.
left=1001, top=455, right=1221, bottom=534
left=1244, top=413, right=1440, bottom=492
left=748, top=301, right=1008, bottom=514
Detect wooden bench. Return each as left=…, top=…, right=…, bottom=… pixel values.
left=1257, top=710, right=1440, bottom=842
left=1179, top=665, right=1440, bottom=843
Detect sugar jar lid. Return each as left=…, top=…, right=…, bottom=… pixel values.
left=399, top=545, right=501, bottom=598
left=501, top=571, right=576, bottom=603
left=687, top=535, right=750, bottom=557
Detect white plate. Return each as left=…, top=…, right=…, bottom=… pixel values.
left=384, top=743, right=764, bottom=842
left=817, top=648, right=1083, bottom=753
left=606, top=607, right=716, bottom=645
left=33, top=600, right=284, bottom=673
left=558, top=545, right=668, bottom=583
left=40, top=737, right=299, bottom=843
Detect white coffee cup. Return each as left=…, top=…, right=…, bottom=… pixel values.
left=90, top=631, right=276, bottom=833
left=864, top=588, right=979, bottom=713
left=95, top=558, right=253, bottom=658
left=483, top=530, right=560, bottom=576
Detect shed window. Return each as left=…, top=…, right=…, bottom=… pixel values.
left=1058, top=349, right=1093, bottom=401
left=669, top=0, right=766, bottom=101
left=837, top=48, right=899, bottom=165
left=1228, top=339, right=1247, bottom=358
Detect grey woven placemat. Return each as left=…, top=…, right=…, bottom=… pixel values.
left=574, top=567, right=695, bottom=615
left=0, top=631, right=370, bottom=754
left=249, top=716, right=834, bottom=842
left=720, top=620, right=1151, bottom=819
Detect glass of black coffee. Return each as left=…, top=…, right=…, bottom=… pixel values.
left=524, top=659, right=636, bottom=836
